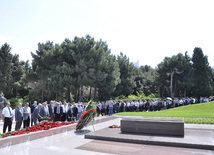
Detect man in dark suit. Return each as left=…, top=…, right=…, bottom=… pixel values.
left=54, top=102, right=63, bottom=122
left=49, top=101, right=55, bottom=121
left=32, top=103, right=43, bottom=125
left=15, top=103, right=23, bottom=131
left=31, top=101, right=37, bottom=126
left=72, top=104, right=78, bottom=120
left=67, top=104, right=73, bottom=121
left=40, top=102, right=49, bottom=117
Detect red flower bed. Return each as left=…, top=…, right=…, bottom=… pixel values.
left=109, top=125, right=121, bottom=128
left=1, top=121, right=75, bottom=138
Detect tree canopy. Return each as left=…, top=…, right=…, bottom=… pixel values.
left=0, top=36, right=213, bottom=102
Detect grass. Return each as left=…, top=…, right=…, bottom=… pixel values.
left=114, top=101, right=214, bottom=124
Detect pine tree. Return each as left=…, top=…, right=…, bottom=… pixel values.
left=112, top=52, right=136, bottom=97
left=192, top=47, right=213, bottom=98
left=0, top=43, right=13, bottom=97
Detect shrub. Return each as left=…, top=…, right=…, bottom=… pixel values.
left=8, top=97, right=23, bottom=109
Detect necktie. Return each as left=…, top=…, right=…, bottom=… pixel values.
left=64, top=106, right=67, bottom=113
left=57, top=107, right=60, bottom=114
left=8, top=107, right=12, bottom=117
left=21, top=108, right=23, bottom=117
left=46, top=107, right=48, bottom=115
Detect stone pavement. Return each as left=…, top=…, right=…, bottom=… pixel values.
left=0, top=116, right=214, bottom=155
left=77, top=140, right=214, bottom=155
left=0, top=116, right=117, bottom=155
left=85, top=126, right=214, bottom=150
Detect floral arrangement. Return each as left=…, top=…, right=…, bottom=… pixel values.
left=42, top=116, right=51, bottom=121
left=1, top=121, right=74, bottom=138
left=76, top=100, right=97, bottom=131
left=109, top=125, right=121, bottom=128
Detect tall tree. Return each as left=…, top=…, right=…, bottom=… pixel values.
left=157, top=53, right=189, bottom=97
left=157, top=56, right=180, bottom=97
left=87, top=39, right=121, bottom=101
left=47, top=41, right=76, bottom=102
left=0, top=43, right=13, bottom=97
left=97, top=54, right=121, bottom=100
left=176, top=52, right=193, bottom=97
left=139, top=65, right=158, bottom=96
left=192, top=47, right=213, bottom=98
left=70, top=35, right=96, bottom=101
left=113, top=52, right=136, bottom=97
left=31, top=41, right=55, bottom=102
left=11, top=54, right=25, bottom=97
left=0, top=43, right=25, bottom=98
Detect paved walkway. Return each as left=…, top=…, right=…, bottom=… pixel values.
left=0, top=116, right=214, bottom=155
left=0, top=116, right=116, bottom=155
left=78, top=140, right=214, bottom=155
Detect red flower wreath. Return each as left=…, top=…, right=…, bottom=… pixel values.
left=76, top=100, right=97, bottom=131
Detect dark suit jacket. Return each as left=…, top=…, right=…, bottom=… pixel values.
left=72, top=107, right=78, bottom=117
left=15, top=107, right=23, bottom=122
left=49, top=104, right=54, bottom=115
left=67, top=109, right=73, bottom=117
left=54, top=106, right=63, bottom=115
left=32, top=107, right=42, bottom=120
left=40, top=106, right=49, bottom=117
left=31, top=105, right=37, bottom=114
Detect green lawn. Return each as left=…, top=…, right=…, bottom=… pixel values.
left=114, top=101, right=214, bottom=124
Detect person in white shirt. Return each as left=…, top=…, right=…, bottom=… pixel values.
left=2, top=102, right=13, bottom=133
left=134, top=100, right=139, bottom=112
left=163, top=100, right=167, bottom=110
left=44, top=102, right=49, bottom=116
left=139, top=100, right=143, bottom=111
left=62, top=102, right=68, bottom=122
left=179, top=99, right=183, bottom=106
left=130, top=101, right=134, bottom=112
left=99, top=102, right=102, bottom=111
left=153, top=100, right=158, bottom=111
left=126, top=101, right=130, bottom=112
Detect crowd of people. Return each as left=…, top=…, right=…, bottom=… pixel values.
left=1, top=95, right=214, bottom=134
left=1, top=100, right=88, bottom=133
left=95, top=97, right=214, bottom=116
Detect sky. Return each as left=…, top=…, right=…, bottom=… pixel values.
left=0, top=0, right=214, bottom=68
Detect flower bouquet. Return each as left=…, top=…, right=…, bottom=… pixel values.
left=42, top=116, right=51, bottom=121
left=109, top=125, right=121, bottom=128
left=76, top=100, right=97, bottom=131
